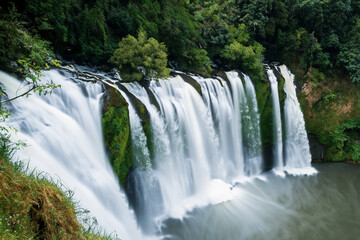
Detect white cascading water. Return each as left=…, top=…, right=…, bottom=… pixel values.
left=277, top=65, right=316, bottom=174
left=117, top=88, right=162, bottom=233
left=120, top=71, right=265, bottom=235
left=0, top=70, right=144, bottom=239
left=192, top=75, right=242, bottom=180
left=267, top=68, right=284, bottom=168
left=225, top=72, right=263, bottom=175
left=242, top=74, right=263, bottom=175
left=123, top=76, right=217, bottom=233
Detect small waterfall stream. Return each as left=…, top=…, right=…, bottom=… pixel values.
left=267, top=68, right=284, bottom=168
left=278, top=65, right=316, bottom=174
left=242, top=74, right=263, bottom=175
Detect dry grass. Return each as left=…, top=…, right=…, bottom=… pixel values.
left=0, top=156, right=117, bottom=239
left=301, top=82, right=321, bottom=109
left=0, top=158, right=84, bottom=239
left=0, top=134, right=116, bottom=240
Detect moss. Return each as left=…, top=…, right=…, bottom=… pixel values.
left=102, top=86, right=133, bottom=185
left=254, top=72, right=273, bottom=147
left=120, top=87, right=154, bottom=164
left=103, top=84, right=155, bottom=183
left=134, top=100, right=153, bottom=165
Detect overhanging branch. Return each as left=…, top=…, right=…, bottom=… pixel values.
left=0, top=85, right=36, bottom=104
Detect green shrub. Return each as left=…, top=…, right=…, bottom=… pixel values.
left=109, top=30, right=170, bottom=82
left=326, top=120, right=360, bottom=162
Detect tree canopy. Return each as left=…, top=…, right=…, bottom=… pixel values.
left=1, top=0, right=360, bottom=83
left=109, top=30, right=170, bottom=82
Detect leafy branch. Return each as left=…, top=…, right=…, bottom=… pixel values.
left=0, top=58, right=61, bottom=105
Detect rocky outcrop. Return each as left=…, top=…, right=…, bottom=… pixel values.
left=308, top=134, right=325, bottom=161
left=102, top=85, right=133, bottom=185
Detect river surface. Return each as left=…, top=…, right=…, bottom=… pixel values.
left=160, top=163, right=360, bottom=240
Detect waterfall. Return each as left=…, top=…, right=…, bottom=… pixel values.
left=1, top=70, right=144, bottom=239
left=123, top=76, right=215, bottom=228
left=118, top=71, right=267, bottom=234
left=277, top=65, right=316, bottom=174
left=225, top=71, right=263, bottom=175
left=267, top=68, right=284, bottom=168
left=1, top=63, right=317, bottom=238
left=192, top=75, right=241, bottom=179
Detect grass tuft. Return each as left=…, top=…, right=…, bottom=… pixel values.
left=0, top=134, right=117, bottom=239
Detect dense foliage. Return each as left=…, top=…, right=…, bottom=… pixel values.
left=109, top=30, right=170, bottom=81
left=1, top=0, right=360, bottom=83
left=327, top=120, right=360, bottom=162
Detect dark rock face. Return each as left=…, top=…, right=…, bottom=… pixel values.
left=308, top=134, right=325, bottom=161
left=263, top=145, right=275, bottom=171
left=139, top=77, right=151, bottom=88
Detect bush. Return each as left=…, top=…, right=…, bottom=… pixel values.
left=327, top=120, right=360, bottom=162
left=183, top=48, right=212, bottom=76
left=0, top=6, right=52, bottom=71
left=338, top=45, right=360, bottom=84
left=109, top=30, right=170, bottom=82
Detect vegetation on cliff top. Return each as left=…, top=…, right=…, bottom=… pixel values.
left=1, top=0, right=360, bottom=85
left=109, top=30, right=170, bottom=82
left=299, top=67, right=360, bottom=163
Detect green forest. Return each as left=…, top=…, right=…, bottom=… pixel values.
left=1, top=0, right=360, bottom=83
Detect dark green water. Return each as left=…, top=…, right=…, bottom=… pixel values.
left=160, top=163, right=360, bottom=240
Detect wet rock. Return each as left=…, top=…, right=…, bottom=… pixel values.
left=308, top=134, right=325, bottom=161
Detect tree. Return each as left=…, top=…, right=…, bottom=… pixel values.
left=221, top=24, right=265, bottom=81
left=109, top=30, right=170, bottom=82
